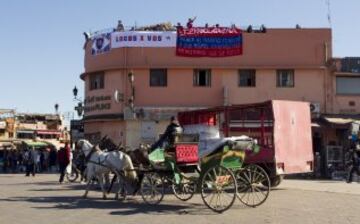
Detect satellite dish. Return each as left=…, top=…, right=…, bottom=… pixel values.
left=114, top=90, right=123, bottom=103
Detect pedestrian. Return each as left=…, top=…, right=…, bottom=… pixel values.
left=10, top=149, right=18, bottom=173
left=43, top=148, right=50, bottom=172
left=40, top=149, right=45, bottom=172
left=17, top=150, right=24, bottom=172
left=346, top=147, right=360, bottom=183
left=346, top=122, right=360, bottom=183
left=58, top=143, right=70, bottom=183
left=3, top=147, right=8, bottom=173
left=49, top=147, right=57, bottom=172
left=24, top=147, right=36, bottom=177
left=35, top=149, right=41, bottom=173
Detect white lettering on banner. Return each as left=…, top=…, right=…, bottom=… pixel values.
left=111, top=31, right=176, bottom=48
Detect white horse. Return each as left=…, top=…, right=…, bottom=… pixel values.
left=77, top=139, right=137, bottom=200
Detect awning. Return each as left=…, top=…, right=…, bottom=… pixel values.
left=16, top=130, right=35, bottom=134
left=311, top=122, right=321, bottom=128
left=36, top=130, right=61, bottom=135
left=323, top=117, right=360, bottom=125
left=0, top=142, right=15, bottom=148
left=23, top=140, right=49, bottom=148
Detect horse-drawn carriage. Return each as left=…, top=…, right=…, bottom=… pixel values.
left=78, top=131, right=270, bottom=213
left=137, top=135, right=270, bottom=213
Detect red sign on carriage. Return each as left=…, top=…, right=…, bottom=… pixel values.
left=175, top=144, right=199, bottom=164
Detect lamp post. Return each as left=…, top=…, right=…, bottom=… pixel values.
left=128, top=71, right=135, bottom=112
left=72, top=86, right=84, bottom=117
left=54, top=103, right=59, bottom=114
left=73, top=86, right=78, bottom=99
left=71, top=86, right=85, bottom=147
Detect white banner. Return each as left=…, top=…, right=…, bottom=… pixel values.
left=91, top=33, right=111, bottom=55
left=111, top=31, right=176, bottom=48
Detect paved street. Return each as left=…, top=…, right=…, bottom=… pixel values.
left=0, top=174, right=360, bottom=224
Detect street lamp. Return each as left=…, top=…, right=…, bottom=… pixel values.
left=72, top=85, right=84, bottom=116
left=128, top=71, right=134, bottom=84
left=73, top=86, right=78, bottom=99
left=128, top=71, right=135, bottom=111
left=54, top=103, right=59, bottom=114
left=75, top=102, right=84, bottom=117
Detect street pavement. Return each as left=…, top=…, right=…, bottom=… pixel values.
left=0, top=174, right=360, bottom=224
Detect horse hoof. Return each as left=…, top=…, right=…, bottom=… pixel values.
left=82, top=195, right=87, bottom=199
left=103, top=196, right=107, bottom=200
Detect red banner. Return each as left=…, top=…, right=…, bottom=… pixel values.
left=176, top=27, right=243, bottom=57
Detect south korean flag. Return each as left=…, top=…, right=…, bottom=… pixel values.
left=91, top=33, right=111, bottom=55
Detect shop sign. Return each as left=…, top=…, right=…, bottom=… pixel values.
left=111, top=31, right=176, bottom=48
left=84, top=95, right=112, bottom=113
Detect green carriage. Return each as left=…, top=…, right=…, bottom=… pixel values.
left=140, top=137, right=270, bottom=213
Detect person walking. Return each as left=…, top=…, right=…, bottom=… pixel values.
left=40, top=149, right=45, bottom=172
left=58, top=143, right=70, bottom=183
left=49, top=147, right=57, bottom=172
left=17, top=150, right=24, bottom=172
left=346, top=147, right=360, bottom=183
left=346, top=122, right=360, bottom=183
left=2, top=148, right=8, bottom=173
left=35, top=150, right=41, bottom=173
left=10, top=150, right=18, bottom=173
left=24, top=147, right=36, bottom=177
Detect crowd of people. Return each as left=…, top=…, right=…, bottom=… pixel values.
left=1, top=145, right=64, bottom=177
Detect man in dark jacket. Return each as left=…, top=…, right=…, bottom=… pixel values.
left=24, top=147, right=36, bottom=177
left=347, top=122, right=360, bottom=183
left=58, top=143, right=70, bottom=183
left=49, top=147, right=57, bottom=172
left=150, top=116, right=182, bottom=152
left=347, top=147, right=360, bottom=183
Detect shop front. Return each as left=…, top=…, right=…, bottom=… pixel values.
left=314, top=115, right=360, bottom=179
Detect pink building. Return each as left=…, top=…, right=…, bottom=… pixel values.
left=80, top=24, right=359, bottom=177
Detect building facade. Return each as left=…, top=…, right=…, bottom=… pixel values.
left=80, top=25, right=359, bottom=177
left=0, top=111, right=69, bottom=150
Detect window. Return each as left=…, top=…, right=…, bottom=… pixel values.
left=89, top=72, right=104, bottom=90
left=239, top=69, right=256, bottom=87
left=277, top=69, right=294, bottom=87
left=150, top=69, right=167, bottom=87
left=336, top=76, right=360, bottom=95
left=194, top=69, right=211, bottom=87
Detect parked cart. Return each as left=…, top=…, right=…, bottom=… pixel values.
left=177, top=100, right=314, bottom=187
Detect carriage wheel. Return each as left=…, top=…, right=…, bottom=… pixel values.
left=140, top=172, right=165, bottom=205
left=200, top=165, right=237, bottom=213
left=236, top=164, right=270, bottom=207
left=172, top=178, right=196, bottom=201
left=66, top=168, right=79, bottom=183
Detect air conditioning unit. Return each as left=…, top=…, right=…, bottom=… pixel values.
left=123, top=107, right=136, bottom=120
left=310, top=102, right=321, bottom=114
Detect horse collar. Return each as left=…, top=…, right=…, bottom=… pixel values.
left=85, top=146, right=97, bottom=163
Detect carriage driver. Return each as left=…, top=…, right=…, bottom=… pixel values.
left=150, top=116, right=183, bottom=152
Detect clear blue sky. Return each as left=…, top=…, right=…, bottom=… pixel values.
left=0, top=0, right=359, bottom=116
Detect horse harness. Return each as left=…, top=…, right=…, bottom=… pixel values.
left=85, top=146, right=110, bottom=168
